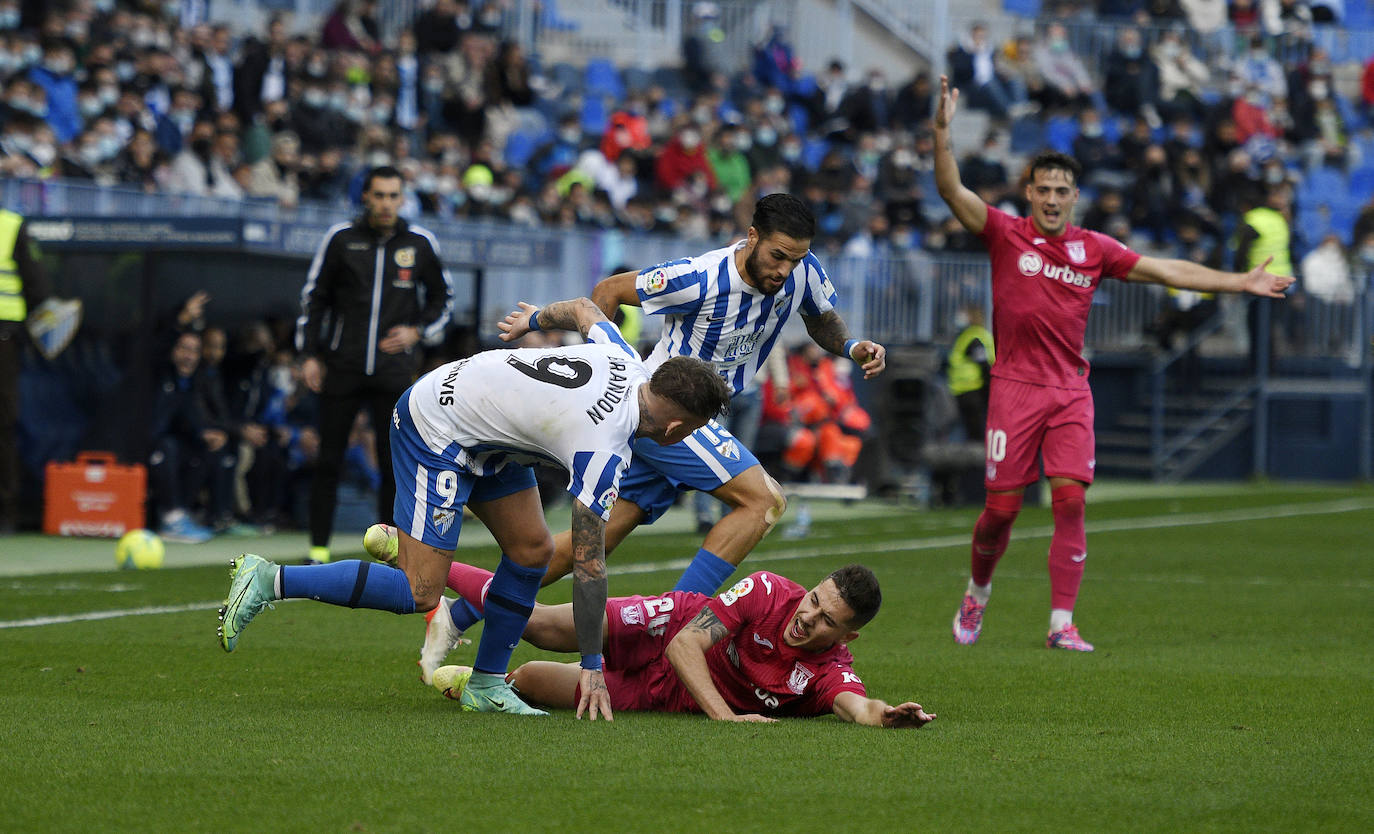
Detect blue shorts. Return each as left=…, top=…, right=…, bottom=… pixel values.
left=390, top=388, right=538, bottom=551
left=618, top=419, right=760, bottom=523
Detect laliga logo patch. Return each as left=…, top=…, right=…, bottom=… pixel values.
left=620, top=603, right=645, bottom=626
left=431, top=507, right=456, bottom=536
left=1017, top=252, right=1044, bottom=276
left=986, top=462, right=998, bottom=481
left=719, top=576, right=754, bottom=606
left=1066, top=240, right=1086, bottom=263
left=599, top=488, right=619, bottom=511
left=394, top=246, right=416, bottom=268
left=787, top=662, right=814, bottom=695
left=715, top=440, right=739, bottom=461
left=645, top=268, right=668, bottom=293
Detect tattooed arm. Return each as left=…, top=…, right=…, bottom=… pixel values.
left=570, top=499, right=613, bottom=720
left=665, top=606, right=775, bottom=723
left=802, top=310, right=887, bottom=379
left=932, top=74, right=988, bottom=235
left=498, top=297, right=607, bottom=342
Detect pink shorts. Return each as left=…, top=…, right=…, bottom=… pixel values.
left=983, top=377, right=1096, bottom=490
left=594, top=594, right=701, bottom=713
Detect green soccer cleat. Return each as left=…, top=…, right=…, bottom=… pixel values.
left=362, top=523, right=398, bottom=566
left=459, top=672, right=548, bottom=716
left=217, top=554, right=277, bottom=652
left=432, top=665, right=473, bottom=701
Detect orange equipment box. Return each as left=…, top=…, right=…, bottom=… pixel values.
left=43, top=452, right=147, bottom=537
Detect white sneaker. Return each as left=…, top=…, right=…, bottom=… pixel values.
left=418, top=596, right=462, bottom=686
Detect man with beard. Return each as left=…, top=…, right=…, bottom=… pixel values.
left=384, top=193, right=887, bottom=685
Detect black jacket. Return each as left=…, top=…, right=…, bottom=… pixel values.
left=295, top=216, right=452, bottom=386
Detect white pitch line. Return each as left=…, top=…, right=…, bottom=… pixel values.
left=2, top=497, right=1370, bottom=629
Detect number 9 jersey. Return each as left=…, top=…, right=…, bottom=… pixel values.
left=399, top=322, right=646, bottom=541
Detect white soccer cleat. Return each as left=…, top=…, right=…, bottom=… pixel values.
left=418, top=595, right=463, bottom=686
left=362, top=523, right=398, bottom=566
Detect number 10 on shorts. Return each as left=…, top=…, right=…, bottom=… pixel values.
left=986, top=429, right=1007, bottom=462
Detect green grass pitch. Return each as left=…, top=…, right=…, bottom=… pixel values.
left=1, top=482, right=1371, bottom=832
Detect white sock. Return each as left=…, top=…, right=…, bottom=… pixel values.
left=1050, top=608, right=1073, bottom=632
left=966, top=579, right=991, bottom=605
left=273, top=567, right=283, bottom=599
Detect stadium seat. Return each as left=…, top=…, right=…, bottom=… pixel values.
left=1301, top=167, right=1346, bottom=203
left=584, top=58, right=625, bottom=100
left=650, top=66, right=689, bottom=98
left=550, top=62, right=581, bottom=94
left=802, top=137, right=830, bottom=170
left=539, top=0, right=580, bottom=31
left=1348, top=166, right=1374, bottom=200
left=1002, top=0, right=1041, bottom=16
left=1009, top=116, right=1043, bottom=153
left=503, top=129, right=546, bottom=168
left=1044, top=116, right=1078, bottom=153
left=580, top=95, right=608, bottom=135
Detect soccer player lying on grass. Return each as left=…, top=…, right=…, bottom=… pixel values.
left=428, top=562, right=935, bottom=727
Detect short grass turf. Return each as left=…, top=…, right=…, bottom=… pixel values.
left=1, top=483, right=1371, bottom=833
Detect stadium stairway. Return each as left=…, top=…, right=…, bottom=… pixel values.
left=1095, top=376, right=1256, bottom=481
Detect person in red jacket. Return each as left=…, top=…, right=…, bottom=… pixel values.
left=655, top=127, right=716, bottom=193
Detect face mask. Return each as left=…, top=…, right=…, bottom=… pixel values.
left=781, top=143, right=801, bottom=162
left=79, top=143, right=105, bottom=166
left=30, top=142, right=55, bottom=166
left=1120, top=45, right=1140, bottom=60
left=66, top=22, right=88, bottom=40
left=344, top=105, right=366, bottom=123
left=304, top=90, right=327, bottom=107
left=1161, top=42, right=1180, bottom=59
left=953, top=311, right=970, bottom=329
left=1310, top=81, right=1329, bottom=100
left=755, top=127, right=776, bottom=147
left=868, top=77, right=885, bottom=92
left=116, top=61, right=136, bottom=82
left=733, top=133, right=752, bottom=152
left=1082, top=123, right=1102, bottom=138
left=268, top=366, right=294, bottom=394
left=79, top=98, right=103, bottom=119
left=1050, top=39, right=1068, bottom=53
left=1360, top=245, right=1374, bottom=263
left=893, top=149, right=914, bottom=168
left=94, top=0, right=115, bottom=11
left=99, top=86, right=119, bottom=106
left=22, top=45, right=40, bottom=65
left=692, top=107, right=712, bottom=125
left=558, top=128, right=580, bottom=144
left=680, top=131, right=701, bottom=151
left=436, top=176, right=458, bottom=194
left=416, top=174, right=437, bottom=193
left=307, top=60, right=327, bottom=77
left=371, top=105, right=391, bottom=123
left=765, top=96, right=785, bottom=115
left=98, top=135, right=122, bottom=159
left=423, top=79, right=445, bottom=94
left=0, top=11, right=19, bottom=29
left=367, top=150, right=389, bottom=168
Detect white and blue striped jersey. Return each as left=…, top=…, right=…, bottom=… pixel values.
left=405, top=323, right=644, bottom=520
left=636, top=241, right=838, bottom=395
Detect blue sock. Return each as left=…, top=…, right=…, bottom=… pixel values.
left=449, top=597, right=482, bottom=632
left=279, top=560, right=416, bottom=614
left=673, top=548, right=736, bottom=595
left=473, top=554, right=546, bottom=675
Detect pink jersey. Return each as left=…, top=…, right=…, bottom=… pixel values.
left=978, top=205, right=1141, bottom=390
left=604, top=572, right=866, bottom=717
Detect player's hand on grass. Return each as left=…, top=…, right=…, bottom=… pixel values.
left=883, top=702, right=936, bottom=729
left=730, top=714, right=778, bottom=723
left=1242, top=255, right=1297, bottom=298
left=934, top=75, right=958, bottom=130
left=498, top=301, right=539, bottom=342
left=576, top=669, right=614, bottom=721
left=848, top=339, right=887, bottom=379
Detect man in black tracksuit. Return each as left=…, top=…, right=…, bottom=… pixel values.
left=295, top=166, right=452, bottom=562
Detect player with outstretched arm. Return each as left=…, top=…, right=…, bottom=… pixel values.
left=933, top=75, right=1294, bottom=650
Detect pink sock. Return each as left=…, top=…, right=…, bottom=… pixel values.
left=1047, top=484, right=1087, bottom=611
left=971, top=492, right=1023, bottom=587
left=447, top=561, right=494, bottom=612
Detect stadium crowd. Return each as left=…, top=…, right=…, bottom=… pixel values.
left=5, top=0, right=1373, bottom=537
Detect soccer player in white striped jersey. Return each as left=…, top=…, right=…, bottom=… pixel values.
left=570, top=193, right=885, bottom=592
left=218, top=297, right=731, bottom=720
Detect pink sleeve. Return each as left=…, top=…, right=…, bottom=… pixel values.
left=976, top=203, right=1010, bottom=243
left=1092, top=230, right=1142, bottom=279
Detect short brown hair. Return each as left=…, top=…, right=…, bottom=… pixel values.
left=648, top=357, right=731, bottom=421
left=828, top=564, right=882, bottom=627
left=1027, top=151, right=1082, bottom=187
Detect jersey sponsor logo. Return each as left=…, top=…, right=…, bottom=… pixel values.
left=787, top=662, right=814, bottom=694
left=620, top=602, right=645, bottom=626
left=715, top=440, right=739, bottom=461
left=841, top=671, right=863, bottom=685
left=599, top=487, right=619, bottom=512
left=645, top=268, right=668, bottom=293
left=720, top=576, right=754, bottom=606
left=431, top=507, right=457, bottom=536
left=347, top=241, right=370, bottom=250
left=1042, top=262, right=1093, bottom=288
left=1066, top=240, right=1086, bottom=263
left=752, top=632, right=774, bottom=650
left=394, top=246, right=415, bottom=267
left=1017, top=252, right=1044, bottom=276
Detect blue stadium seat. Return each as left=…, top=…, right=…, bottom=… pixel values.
left=540, top=0, right=580, bottom=31
left=802, top=137, right=830, bottom=170
left=584, top=58, right=625, bottom=100
left=1348, top=166, right=1374, bottom=200
left=1009, top=116, right=1043, bottom=153
left=1002, top=0, right=1041, bottom=17
left=1302, top=167, right=1346, bottom=203
left=550, top=62, right=581, bottom=94
left=1044, top=116, right=1078, bottom=153
left=580, top=95, right=608, bottom=135
left=503, top=129, right=546, bottom=168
